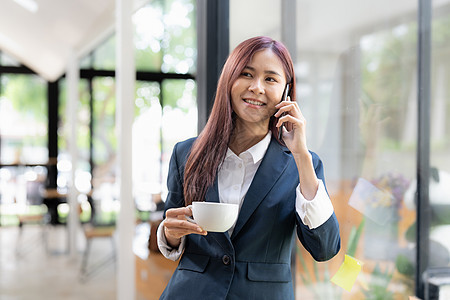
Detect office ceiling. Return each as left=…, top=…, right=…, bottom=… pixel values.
left=0, top=0, right=147, bottom=82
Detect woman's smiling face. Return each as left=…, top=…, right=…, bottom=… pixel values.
left=230, top=48, right=287, bottom=131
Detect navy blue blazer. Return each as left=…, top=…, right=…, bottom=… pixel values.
left=160, top=136, right=340, bottom=300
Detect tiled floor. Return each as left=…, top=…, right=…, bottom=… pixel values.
left=0, top=224, right=117, bottom=300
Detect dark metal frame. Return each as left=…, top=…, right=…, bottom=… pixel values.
left=416, top=0, right=432, bottom=298
left=196, top=0, right=229, bottom=131
left=79, top=69, right=194, bottom=81
left=47, top=80, right=59, bottom=189
left=0, top=65, right=35, bottom=75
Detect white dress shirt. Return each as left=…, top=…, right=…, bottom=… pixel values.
left=157, top=132, right=334, bottom=261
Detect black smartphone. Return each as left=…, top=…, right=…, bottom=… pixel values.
left=278, top=83, right=291, bottom=141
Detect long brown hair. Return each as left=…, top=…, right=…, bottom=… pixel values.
left=183, top=36, right=296, bottom=205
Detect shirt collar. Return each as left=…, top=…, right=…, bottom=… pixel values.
left=225, top=131, right=272, bottom=164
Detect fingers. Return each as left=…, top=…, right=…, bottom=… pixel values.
left=164, top=223, right=207, bottom=241
left=275, top=99, right=305, bottom=128
left=276, top=114, right=305, bottom=130
left=275, top=110, right=305, bottom=129
left=165, top=206, right=192, bottom=218
left=274, top=100, right=302, bottom=119
left=164, top=207, right=207, bottom=240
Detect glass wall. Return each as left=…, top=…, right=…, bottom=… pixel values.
left=160, top=79, right=197, bottom=194
left=0, top=0, right=196, bottom=228
left=57, top=78, right=92, bottom=222
left=74, top=0, right=197, bottom=222
left=0, top=51, right=20, bottom=66
left=229, top=0, right=450, bottom=298
left=295, top=5, right=418, bottom=298
left=0, top=74, right=48, bottom=164
left=0, top=73, right=48, bottom=225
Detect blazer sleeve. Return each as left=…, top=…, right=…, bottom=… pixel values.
left=164, top=141, right=189, bottom=215
left=156, top=141, right=193, bottom=259
left=295, top=152, right=341, bottom=261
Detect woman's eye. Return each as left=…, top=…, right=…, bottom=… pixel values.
left=266, top=77, right=277, bottom=82
left=241, top=72, right=252, bottom=77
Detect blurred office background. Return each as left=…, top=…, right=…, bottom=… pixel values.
left=1, top=0, right=450, bottom=299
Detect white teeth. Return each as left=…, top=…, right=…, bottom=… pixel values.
left=244, top=99, right=264, bottom=106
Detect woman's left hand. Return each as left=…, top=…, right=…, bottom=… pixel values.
left=274, top=98, right=308, bottom=156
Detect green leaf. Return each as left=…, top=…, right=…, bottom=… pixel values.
left=347, top=218, right=366, bottom=256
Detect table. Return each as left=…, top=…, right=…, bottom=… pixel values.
left=42, top=189, right=67, bottom=225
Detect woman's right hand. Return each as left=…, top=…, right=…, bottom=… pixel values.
left=163, top=206, right=207, bottom=248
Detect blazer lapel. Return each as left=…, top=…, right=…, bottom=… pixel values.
left=205, top=176, right=220, bottom=203
left=231, top=138, right=291, bottom=240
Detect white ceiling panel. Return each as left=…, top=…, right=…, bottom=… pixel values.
left=0, top=0, right=147, bottom=81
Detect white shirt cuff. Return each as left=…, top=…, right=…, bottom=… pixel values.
left=157, top=220, right=186, bottom=261
left=296, top=180, right=334, bottom=229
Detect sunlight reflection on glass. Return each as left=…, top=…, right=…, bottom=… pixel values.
left=134, top=6, right=164, bottom=50
left=348, top=177, right=399, bottom=226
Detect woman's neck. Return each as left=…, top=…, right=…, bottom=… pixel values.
left=229, top=121, right=269, bottom=155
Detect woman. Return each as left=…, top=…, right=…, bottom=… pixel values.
left=157, top=36, right=340, bottom=299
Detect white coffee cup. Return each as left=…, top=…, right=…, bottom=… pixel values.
left=186, top=202, right=239, bottom=232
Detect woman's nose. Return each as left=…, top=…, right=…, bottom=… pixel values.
left=248, top=79, right=264, bottom=94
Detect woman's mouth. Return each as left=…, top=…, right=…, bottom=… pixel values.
left=243, top=99, right=265, bottom=106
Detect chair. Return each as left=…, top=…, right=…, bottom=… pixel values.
left=16, top=207, right=49, bottom=257
left=79, top=224, right=116, bottom=283
left=79, top=195, right=116, bottom=283
left=15, top=179, right=49, bottom=257
left=42, top=188, right=67, bottom=225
